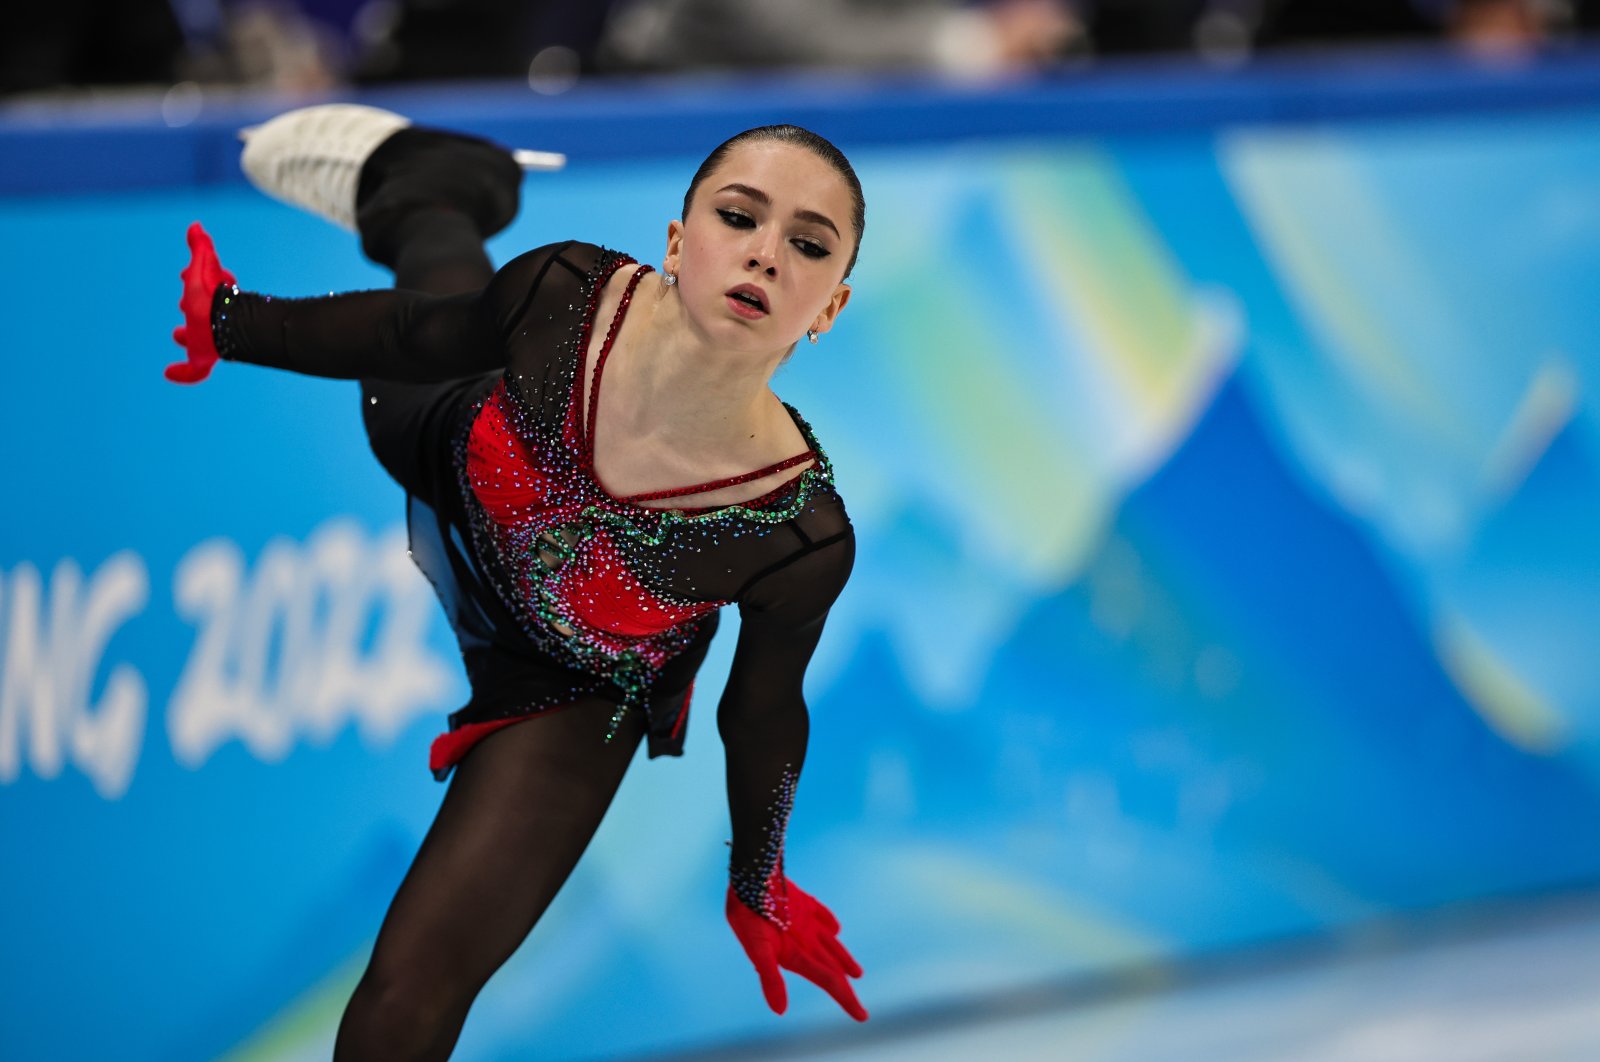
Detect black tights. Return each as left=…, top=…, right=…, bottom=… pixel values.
left=333, top=700, right=641, bottom=1061
left=335, top=150, right=635, bottom=1060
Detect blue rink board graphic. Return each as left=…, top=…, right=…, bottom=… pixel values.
left=2, top=73, right=1599, bottom=1060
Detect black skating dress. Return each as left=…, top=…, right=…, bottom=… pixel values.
left=209, top=240, right=854, bottom=923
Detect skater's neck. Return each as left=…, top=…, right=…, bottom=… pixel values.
left=602, top=273, right=797, bottom=458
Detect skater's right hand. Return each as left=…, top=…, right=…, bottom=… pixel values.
left=166, top=222, right=237, bottom=384
left=727, top=877, right=868, bottom=1022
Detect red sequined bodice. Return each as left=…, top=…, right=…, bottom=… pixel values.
left=464, top=259, right=815, bottom=687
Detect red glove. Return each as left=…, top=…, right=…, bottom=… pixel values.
left=726, top=876, right=868, bottom=1022
left=166, top=221, right=237, bottom=384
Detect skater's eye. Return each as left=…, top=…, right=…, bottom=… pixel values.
left=717, top=206, right=830, bottom=259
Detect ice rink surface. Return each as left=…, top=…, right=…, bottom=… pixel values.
left=649, top=891, right=1600, bottom=1062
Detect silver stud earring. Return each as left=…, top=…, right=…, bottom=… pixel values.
left=662, top=271, right=677, bottom=286
left=806, top=329, right=819, bottom=344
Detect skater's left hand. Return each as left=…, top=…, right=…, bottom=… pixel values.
left=166, top=221, right=237, bottom=384
left=726, top=877, right=868, bottom=1022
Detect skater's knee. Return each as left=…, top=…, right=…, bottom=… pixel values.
left=335, top=967, right=474, bottom=1062
left=355, top=127, right=519, bottom=291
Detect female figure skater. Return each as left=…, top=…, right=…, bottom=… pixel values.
left=166, top=104, right=867, bottom=1059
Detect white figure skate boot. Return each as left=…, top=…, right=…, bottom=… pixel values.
left=238, top=103, right=564, bottom=231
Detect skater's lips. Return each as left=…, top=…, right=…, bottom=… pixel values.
left=725, top=284, right=770, bottom=313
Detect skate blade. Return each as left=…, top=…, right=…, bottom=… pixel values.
left=514, top=149, right=567, bottom=172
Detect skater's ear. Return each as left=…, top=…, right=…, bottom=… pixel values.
left=664, top=218, right=684, bottom=276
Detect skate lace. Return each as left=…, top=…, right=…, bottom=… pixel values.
left=239, top=104, right=411, bottom=230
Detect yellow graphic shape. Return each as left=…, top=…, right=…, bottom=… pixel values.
left=1219, top=131, right=1477, bottom=453
left=1435, top=614, right=1569, bottom=754
left=218, top=948, right=364, bottom=1062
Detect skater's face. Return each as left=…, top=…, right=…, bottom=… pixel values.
left=667, top=141, right=854, bottom=355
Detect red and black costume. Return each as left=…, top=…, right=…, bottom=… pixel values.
left=180, top=131, right=864, bottom=1018
left=211, top=238, right=853, bottom=931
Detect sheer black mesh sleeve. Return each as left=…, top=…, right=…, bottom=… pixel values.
left=209, top=240, right=596, bottom=382
left=719, top=525, right=855, bottom=926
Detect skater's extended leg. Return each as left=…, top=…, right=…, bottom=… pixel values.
left=333, top=699, right=644, bottom=1062
left=239, top=105, right=522, bottom=298
left=352, top=124, right=526, bottom=492
left=356, top=127, right=522, bottom=296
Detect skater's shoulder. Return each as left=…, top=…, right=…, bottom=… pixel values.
left=497, top=240, right=618, bottom=287
left=485, top=241, right=636, bottom=342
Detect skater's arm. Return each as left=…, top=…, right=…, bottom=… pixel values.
left=212, top=286, right=498, bottom=381
left=210, top=241, right=587, bottom=382
left=719, top=528, right=853, bottom=919
left=719, top=525, right=867, bottom=1020
left=169, top=224, right=599, bottom=384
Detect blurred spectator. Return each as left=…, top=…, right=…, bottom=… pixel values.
left=167, top=0, right=347, bottom=94
left=183, top=0, right=618, bottom=95
left=1085, top=0, right=1210, bottom=53
left=1448, top=0, right=1551, bottom=54
left=1256, top=0, right=1575, bottom=55
left=222, top=2, right=343, bottom=92
left=1, top=0, right=187, bottom=95
left=1255, top=0, right=1438, bottom=48
left=596, top=0, right=1085, bottom=79
left=5, top=0, right=1597, bottom=104
left=351, top=0, right=622, bottom=84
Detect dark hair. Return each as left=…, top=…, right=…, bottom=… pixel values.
left=682, top=124, right=866, bottom=278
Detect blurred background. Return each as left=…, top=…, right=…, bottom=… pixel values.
left=4, top=2, right=1600, bottom=1061
left=8, top=0, right=1600, bottom=95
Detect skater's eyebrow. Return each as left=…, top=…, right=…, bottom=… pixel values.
left=715, top=183, right=840, bottom=239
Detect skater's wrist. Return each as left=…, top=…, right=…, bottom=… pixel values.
left=729, top=864, right=790, bottom=929
left=209, top=281, right=247, bottom=362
